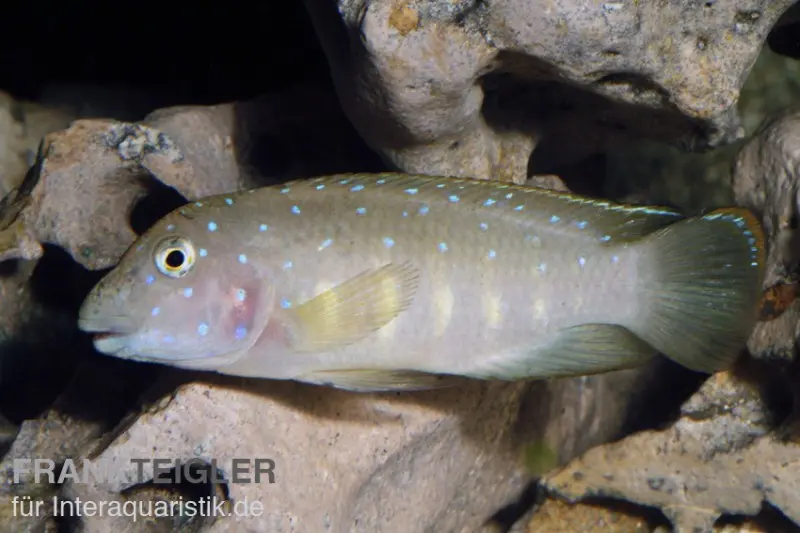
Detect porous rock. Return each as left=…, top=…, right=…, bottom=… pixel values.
left=304, top=0, right=795, bottom=184
left=0, top=90, right=73, bottom=197
left=732, top=108, right=800, bottom=361
left=541, top=369, right=799, bottom=533
left=0, top=87, right=385, bottom=270
left=0, top=90, right=75, bottom=335
left=63, top=364, right=667, bottom=532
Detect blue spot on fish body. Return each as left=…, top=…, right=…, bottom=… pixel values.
left=319, top=238, right=333, bottom=250
left=225, top=197, right=234, bottom=205
left=199, top=248, right=208, bottom=257
left=146, top=275, right=155, bottom=285
left=484, top=199, right=496, bottom=207
left=183, top=287, right=193, bottom=298
left=208, top=221, right=218, bottom=232
left=549, top=215, right=560, bottom=224
left=436, top=183, right=446, bottom=189
left=351, top=184, right=365, bottom=192
left=479, top=222, right=489, bottom=231
left=259, top=224, right=268, bottom=232
left=404, top=188, right=418, bottom=195
left=235, top=326, right=248, bottom=340
left=166, top=224, right=175, bottom=231
left=281, top=298, right=292, bottom=309
left=283, top=260, right=293, bottom=270
left=438, top=242, right=449, bottom=252
left=576, top=220, right=588, bottom=229
left=238, top=254, right=248, bottom=264
left=316, top=184, right=325, bottom=190
left=163, top=335, right=175, bottom=343
left=280, top=188, right=290, bottom=194
left=236, top=289, right=247, bottom=301
left=197, top=323, right=209, bottom=336
left=578, top=256, right=586, bottom=267
left=151, top=307, right=160, bottom=316
left=514, top=205, right=524, bottom=211
left=600, top=235, right=611, bottom=242
left=448, top=195, right=460, bottom=203
left=356, top=207, right=367, bottom=215
left=402, top=211, right=409, bottom=217
left=419, top=205, right=430, bottom=215
left=195, top=202, right=203, bottom=207
left=488, top=249, right=497, bottom=259
left=505, top=193, right=513, bottom=200
left=291, top=205, right=301, bottom=215
left=376, top=179, right=386, bottom=185
left=339, top=179, right=350, bottom=185
left=383, top=237, right=395, bottom=248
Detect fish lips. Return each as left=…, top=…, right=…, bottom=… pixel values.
left=77, top=317, right=138, bottom=355
left=91, top=332, right=133, bottom=356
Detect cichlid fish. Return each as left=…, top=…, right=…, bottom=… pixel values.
left=77, top=173, right=765, bottom=392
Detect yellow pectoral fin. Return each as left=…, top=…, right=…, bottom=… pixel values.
left=287, top=262, right=419, bottom=353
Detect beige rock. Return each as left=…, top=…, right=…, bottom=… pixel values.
left=732, top=108, right=800, bottom=361
left=63, top=364, right=666, bottom=532
left=541, top=368, right=799, bottom=533
left=304, top=0, right=795, bottom=184
left=0, top=91, right=73, bottom=197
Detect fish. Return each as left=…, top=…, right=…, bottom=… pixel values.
left=77, top=173, right=766, bottom=392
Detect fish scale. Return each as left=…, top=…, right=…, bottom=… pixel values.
left=77, top=173, right=765, bottom=392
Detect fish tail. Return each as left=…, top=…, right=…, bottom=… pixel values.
left=631, top=207, right=765, bottom=373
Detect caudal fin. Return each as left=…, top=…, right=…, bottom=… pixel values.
left=632, top=208, right=765, bottom=373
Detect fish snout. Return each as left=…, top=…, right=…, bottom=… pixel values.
left=77, top=310, right=138, bottom=336
left=77, top=289, right=139, bottom=336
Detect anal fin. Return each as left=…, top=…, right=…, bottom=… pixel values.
left=287, top=262, right=419, bottom=353
left=301, top=369, right=461, bottom=392
left=471, top=324, right=659, bottom=381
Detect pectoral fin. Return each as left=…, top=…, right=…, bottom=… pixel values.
left=301, top=368, right=461, bottom=392
left=286, top=262, right=419, bottom=353
left=470, top=324, right=659, bottom=380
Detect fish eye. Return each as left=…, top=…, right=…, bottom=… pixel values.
left=154, top=237, right=196, bottom=278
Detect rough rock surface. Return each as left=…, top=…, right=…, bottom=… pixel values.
left=541, top=368, right=799, bottom=533
left=304, top=0, right=795, bottom=184
left=732, top=108, right=800, bottom=362
left=0, top=90, right=74, bottom=282
left=60, top=366, right=674, bottom=532
left=65, top=379, right=530, bottom=532
left=0, top=91, right=73, bottom=197
left=603, top=45, right=800, bottom=216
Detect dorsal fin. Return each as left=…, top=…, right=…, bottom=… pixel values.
left=281, top=173, right=685, bottom=242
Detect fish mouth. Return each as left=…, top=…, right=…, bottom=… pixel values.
left=77, top=316, right=139, bottom=356
left=90, top=331, right=134, bottom=356
left=77, top=314, right=137, bottom=334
